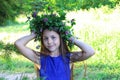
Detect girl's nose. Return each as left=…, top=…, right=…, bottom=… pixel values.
left=48, top=38, right=52, bottom=44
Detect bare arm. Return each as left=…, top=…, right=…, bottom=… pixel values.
left=14, top=33, right=40, bottom=64
left=69, top=37, right=95, bottom=62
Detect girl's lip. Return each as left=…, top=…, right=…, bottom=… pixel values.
left=48, top=45, right=54, bottom=48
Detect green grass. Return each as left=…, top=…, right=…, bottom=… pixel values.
left=0, top=23, right=29, bottom=33
left=0, top=5, right=120, bottom=80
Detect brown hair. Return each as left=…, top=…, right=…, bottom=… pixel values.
left=39, top=29, right=74, bottom=79
left=40, top=29, right=70, bottom=56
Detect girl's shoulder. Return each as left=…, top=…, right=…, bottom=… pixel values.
left=66, top=52, right=71, bottom=57
left=66, top=52, right=75, bottom=57
left=35, top=52, right=47, bottom=57
left=39, top=53, right=47, bottom=56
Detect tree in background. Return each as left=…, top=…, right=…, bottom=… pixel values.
left=0, top=0, right=18, bottom=25
left=0, top=0, right=32, bottom=26
left=0, top=0, right=119, bottom=26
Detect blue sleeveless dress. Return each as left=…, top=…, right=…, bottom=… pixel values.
left=39, top=53, right=71, bottom=80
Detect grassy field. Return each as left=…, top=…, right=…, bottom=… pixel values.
left=0, top=5, right=120, bottom=80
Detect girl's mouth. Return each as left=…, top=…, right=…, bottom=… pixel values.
left=48, top=45, right=54, bottom=48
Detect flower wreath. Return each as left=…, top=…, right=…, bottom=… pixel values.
left=27, top=5, right=76, bottom=49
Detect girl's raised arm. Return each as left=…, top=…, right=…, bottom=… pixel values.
left=70, top=37, right=95, bottom=62
left=14, top=33, right=40, bottom=64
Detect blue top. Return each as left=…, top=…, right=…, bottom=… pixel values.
left=39, top=53, right=71, bottom=80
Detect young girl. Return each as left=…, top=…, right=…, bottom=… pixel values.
left=14, top=12, right=95, bottom=80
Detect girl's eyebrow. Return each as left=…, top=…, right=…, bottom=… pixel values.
left=43, top=35, right=56, bottom=37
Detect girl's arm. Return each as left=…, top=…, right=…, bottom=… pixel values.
left=14, top=33, right=40, bottom=64
left=69, top=37, right=95, bottom=62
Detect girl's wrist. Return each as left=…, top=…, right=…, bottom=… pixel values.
left=69, top=36, right=76, bottom=44
left=30, top=32, right=36, bottom=38
left=69, top=36, right=79, bottom=44
left=31, top=30, right=36, bottom=35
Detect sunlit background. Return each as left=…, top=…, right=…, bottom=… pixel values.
left=0, top=0, right=120, bottom=80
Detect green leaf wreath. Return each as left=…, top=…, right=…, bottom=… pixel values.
left=27, top=1, right=76, bottom=49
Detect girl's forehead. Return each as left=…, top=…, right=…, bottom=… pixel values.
left=43, top=30, right=59, bottom=36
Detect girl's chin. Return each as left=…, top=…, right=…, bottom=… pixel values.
left=48, top=49, right=55, bottom=52
left=47, top=48, right=55, bottom=52
left=48, top=48, right=58, bottom=53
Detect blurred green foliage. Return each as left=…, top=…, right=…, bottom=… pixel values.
left=0, top=41, right=20, bottom=54
left=0, top=0, right=120, bottom=26
left=0, top=5, right=120, bottom=79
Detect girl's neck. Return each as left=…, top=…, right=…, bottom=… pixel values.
left=49, top=51, right=60, bottom=57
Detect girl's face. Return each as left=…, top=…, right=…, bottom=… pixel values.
left=42, top=29, right=60, bottom=54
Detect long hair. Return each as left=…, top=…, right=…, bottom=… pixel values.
left=40, top=29, right=70, bottom=55
left=35, top=29, right=74, bottom=80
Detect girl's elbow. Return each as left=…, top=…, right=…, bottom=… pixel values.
left=14, top=40, right=21, bottom=47
left=89, top=49, right=95, bottom=57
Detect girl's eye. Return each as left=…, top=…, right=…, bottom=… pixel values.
left=43, top=37, right=48, bottom=41
left=51, top=36, right=56, bottom=39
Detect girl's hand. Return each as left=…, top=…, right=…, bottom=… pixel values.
left=31, top=30, right=36, bottom=37
left=31, top=30, right=36, bottom=34
left=69, top=36, right=77, bottom=44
